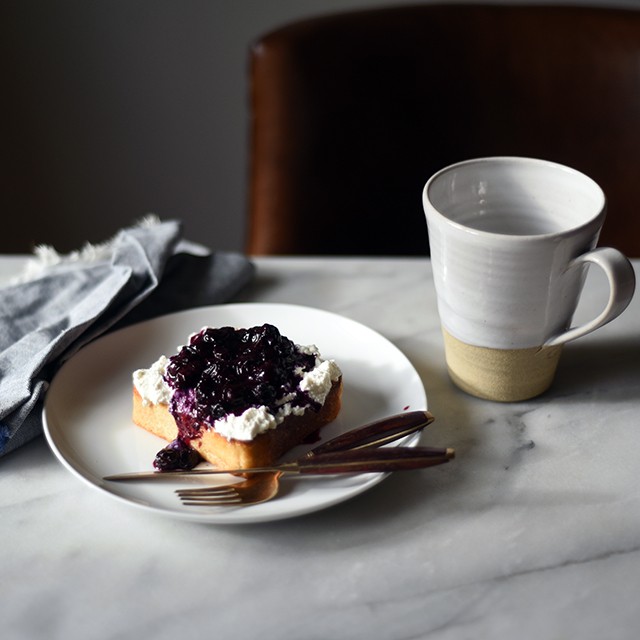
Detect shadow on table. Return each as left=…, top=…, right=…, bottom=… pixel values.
left=545, top=336, right=640, bottom=403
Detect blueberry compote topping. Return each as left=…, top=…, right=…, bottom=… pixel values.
left=153, top=438, right=202, bottom=471
left=163, top=324, right=318, bottom=441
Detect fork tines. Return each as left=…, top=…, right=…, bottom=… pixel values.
left=177, top=486, right=243, bottom=505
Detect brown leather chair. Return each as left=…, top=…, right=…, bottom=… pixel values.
left=247, top=4, right=640, bottom=256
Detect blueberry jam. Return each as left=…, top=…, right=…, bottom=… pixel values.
left=163, top=324, right=319, bottom=441
left=153, top=438, right=203, bottom=471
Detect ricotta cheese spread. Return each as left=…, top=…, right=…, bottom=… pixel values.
left=132, top=355, right=172, bottom=406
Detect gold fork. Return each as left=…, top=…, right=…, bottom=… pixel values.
left=176, top=446, right=454, bottom=506
left=174, top=409, right=433, bottom=504
left=175, top=410, right=441, bottom=507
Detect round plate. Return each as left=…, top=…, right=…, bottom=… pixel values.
left=43, top=303, right=427, bottom=524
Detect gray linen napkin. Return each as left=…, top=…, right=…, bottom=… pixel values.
left=0, top=218, right=255, bottom=458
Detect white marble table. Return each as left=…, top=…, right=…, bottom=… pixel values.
left=2, top=255, right=639, bottom=640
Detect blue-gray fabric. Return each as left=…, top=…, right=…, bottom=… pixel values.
left=0, top=220, right=254, bottom=457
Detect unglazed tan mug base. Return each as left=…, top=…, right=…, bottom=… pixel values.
left=442, top=329, right=564, bottom=402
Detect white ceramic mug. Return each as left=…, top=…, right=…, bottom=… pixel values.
left=423, top=157, right=636, bottom=402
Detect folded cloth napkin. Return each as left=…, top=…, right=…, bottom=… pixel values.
left=0, top=217, right=255, bottom=458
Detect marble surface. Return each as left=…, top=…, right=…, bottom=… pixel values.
left=1, top=255, right=639, bottom=640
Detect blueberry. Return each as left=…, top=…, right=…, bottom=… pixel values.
left=153, top=438, right=202, bottom=471
left=165, top=324, right=317, bottom=433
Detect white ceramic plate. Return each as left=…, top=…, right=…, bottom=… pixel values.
left=43, top=303, right=427, bottom=524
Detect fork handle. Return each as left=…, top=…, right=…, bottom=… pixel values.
left=306, top=410, right=434, bottom=457
left=291, top=446, right=454, bottom=474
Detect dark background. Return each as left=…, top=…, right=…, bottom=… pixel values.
left=1, top=0, right=634, bottom=254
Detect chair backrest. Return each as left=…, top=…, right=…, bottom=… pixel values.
left=247, top=4, right=640, bottom=257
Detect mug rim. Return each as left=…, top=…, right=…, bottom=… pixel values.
left=423, top=156, right=607, bottom=241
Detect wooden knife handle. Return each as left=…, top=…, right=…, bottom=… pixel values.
left=307, top=410, right=434, bottom=457
left=295, top=446, right=454, bottom=474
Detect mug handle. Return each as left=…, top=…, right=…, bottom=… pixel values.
left=544, top=247, right=636, bottom=347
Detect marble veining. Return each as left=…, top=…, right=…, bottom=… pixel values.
left=1, top=256, right=639, bottom=640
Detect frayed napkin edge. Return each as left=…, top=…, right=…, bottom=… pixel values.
left=11, top=215, right=166, bottom=285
